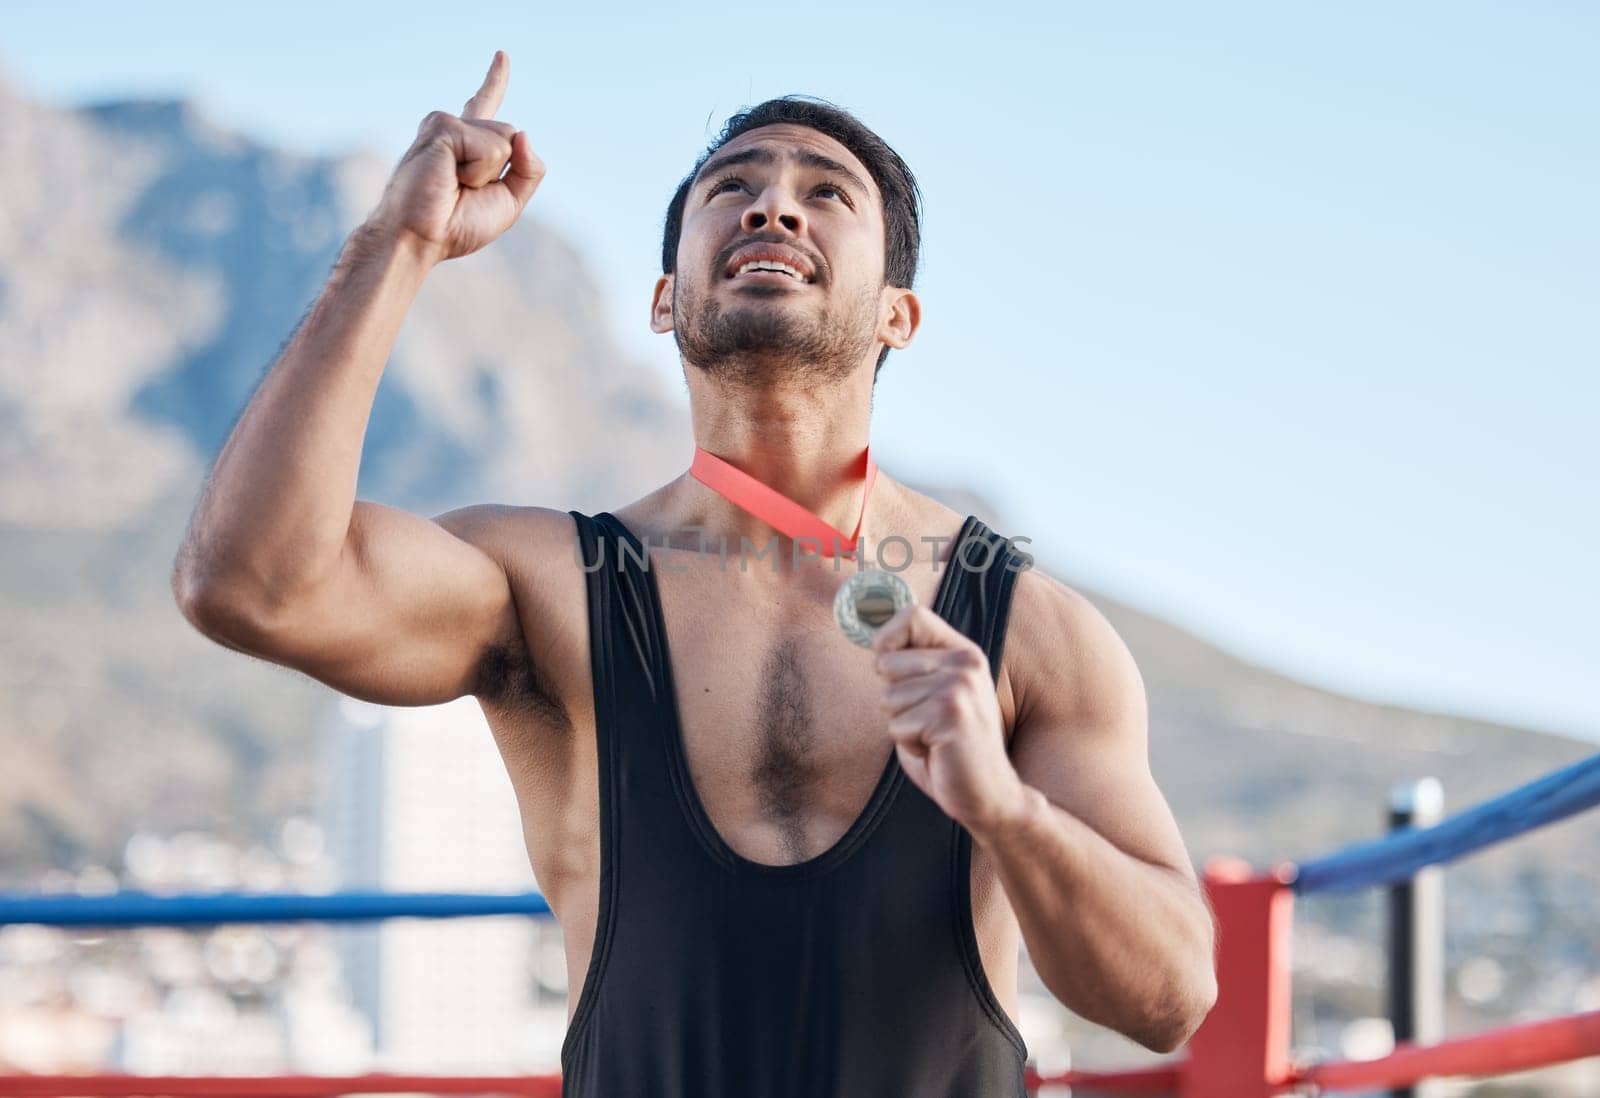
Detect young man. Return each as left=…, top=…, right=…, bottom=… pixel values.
left=173, top=50, right=1216, bottom=1096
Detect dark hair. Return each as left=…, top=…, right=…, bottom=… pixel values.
left=661, top=96, right=923, bottom=376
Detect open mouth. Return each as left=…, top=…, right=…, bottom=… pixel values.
left=723, top=245, right=816, bottom=284
left=732, top=260, right=808, bottom=282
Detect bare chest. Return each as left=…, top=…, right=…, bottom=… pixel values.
left=653, top=553, right=944, bottom=866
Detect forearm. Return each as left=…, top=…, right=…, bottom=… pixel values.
left=174, top=223, right=433, bottom=607
left=972, top=784, right=1217, bottom=1052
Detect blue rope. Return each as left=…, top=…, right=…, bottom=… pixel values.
left=1293, top=752, right=1600, bottom=894
left=0, top=889, right=552, bottom=927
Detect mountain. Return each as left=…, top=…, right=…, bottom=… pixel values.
left=0, top=68, right=686, bottom=532
left=0, top=66, right=687, bottom=873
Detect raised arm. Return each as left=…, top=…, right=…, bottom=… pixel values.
left=172, top=51, right=551, bottom=707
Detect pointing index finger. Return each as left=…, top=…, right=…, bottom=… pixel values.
left=462, top=50, right=509, bottom=120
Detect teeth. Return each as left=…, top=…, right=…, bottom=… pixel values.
left=736, top=260, right=804, bottom=280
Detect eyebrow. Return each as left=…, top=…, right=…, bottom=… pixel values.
left=693, top=145, right=871, bottom=200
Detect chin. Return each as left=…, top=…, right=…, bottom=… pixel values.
left=723, top=281, right=807, bottom=300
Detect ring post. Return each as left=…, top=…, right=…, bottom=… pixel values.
left=1388, top=777, right=1445, bottom=1098
left=1182, top=857, right=1295, bottom=1098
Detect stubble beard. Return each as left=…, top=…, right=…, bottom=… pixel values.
left=673, top=276, right=879, bottom=388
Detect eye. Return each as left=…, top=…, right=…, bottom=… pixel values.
left=813, top=182, right=852, bottom=205
left=707, top=173, right=745, bottom=196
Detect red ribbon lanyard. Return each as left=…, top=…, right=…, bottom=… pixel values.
left=689, top=445, right=878, bottom=559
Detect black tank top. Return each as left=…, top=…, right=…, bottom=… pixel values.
left=560, top=509, right=1031, bottom=1097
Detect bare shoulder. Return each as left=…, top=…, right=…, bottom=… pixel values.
left=1002, top=562, right=1147, bottom=749
left=430, top=502, right=582, bottom=580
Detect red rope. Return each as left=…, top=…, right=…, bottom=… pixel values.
left=3, top=1011, right=1596, bottom=1098
left=1293, top=1009, right=1600, bottom=1092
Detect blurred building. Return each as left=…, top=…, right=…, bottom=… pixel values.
left=319, top=694, right=561, bottom=1071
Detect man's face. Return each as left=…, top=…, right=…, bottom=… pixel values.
left=655, top=124, right=892, bottom=386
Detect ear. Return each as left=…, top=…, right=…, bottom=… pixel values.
left=875, top=286, right=921, bottom=351
left=650, top=274, right=675, bottom=334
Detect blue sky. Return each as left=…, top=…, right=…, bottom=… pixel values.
left=5, top=2, right=1595, bottom=741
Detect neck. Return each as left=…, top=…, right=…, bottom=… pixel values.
left=680, top=370, right=877, bottom=549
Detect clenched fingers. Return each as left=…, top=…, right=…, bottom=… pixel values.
left=500, top=131, right=546, bottom=211
left=880, top=670, right=950, bottom=715
left=416, top=112, right=514, bottom=189
left=457, top=118, right=519, bottom=188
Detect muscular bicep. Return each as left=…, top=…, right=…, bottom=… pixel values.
left=1004, top=570, right=1198, bottom=884
left=223, top=501, right=519, bottom=706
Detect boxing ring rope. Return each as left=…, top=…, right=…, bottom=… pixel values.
left=0, top=1075, right=563, bottom=1098
left=2, top=753, right=1598, bottom=1096
left=0, top=889, right=550, bottom=928
left=1288, top=752, right=1600, bottom=895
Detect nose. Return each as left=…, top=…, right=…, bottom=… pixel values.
left=741, top=183, right=804, bottom=236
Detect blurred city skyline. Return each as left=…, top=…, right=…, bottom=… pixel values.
left=3, top=1, right=1595, bottom=741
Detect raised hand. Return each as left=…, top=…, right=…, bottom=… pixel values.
left=366, top=50, right=545, bottom=265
